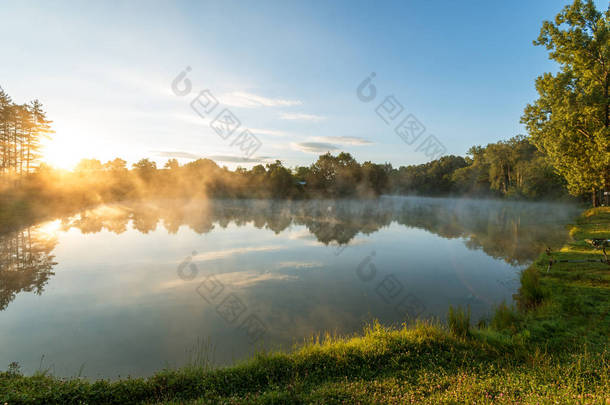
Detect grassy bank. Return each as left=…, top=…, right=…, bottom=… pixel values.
left=1, top=208, right=609, bottom=404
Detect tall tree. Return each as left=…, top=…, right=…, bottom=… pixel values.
left=521, top=0, right=610, bottom=205
left=0, top=88, right=13, bottom=177
left=0, top=88, right=53, bottom=181
left=26, top=100, right=53, bottom=174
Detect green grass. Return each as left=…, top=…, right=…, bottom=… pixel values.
left=2, top=208, right=609, bottom=404
left=447, top=305, right=471, bottom=338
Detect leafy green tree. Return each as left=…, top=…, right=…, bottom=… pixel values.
left=163, top=158, right=179, bottom=170
left=361, top=161, right=389, bottom=195
left=75, top=158, right=104, bottom=172
left=308, top=152, right=364, bottom=197
left=104, top=158, right=127, bottom=172
left=485, top=141, right=513, bottom=194
left=451, top=146, right=492, bottom=196
left=132, top=158, right=157, bottom=182
left=521, top=0, right=610, bottom=205
left=265, top=160, right=294, bottom=198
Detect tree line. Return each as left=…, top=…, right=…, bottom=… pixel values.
left=24, top=138, right=571, bottom=205
left=0, top=88, right=52, bottom=180
left=393, top=135, right=567, bottom=199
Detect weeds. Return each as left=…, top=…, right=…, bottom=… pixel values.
left=447, top=305, right=470, bottom=339
left=490, top=302, right=521, bottom=333
left=515, top=267, right=545, bottom=310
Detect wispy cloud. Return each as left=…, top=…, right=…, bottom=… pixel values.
left=275, top=261, right=322, bottom=270
left=217, top=271, right=298, bottom=288
left=332, top=237, right=369, bottom=247
left=286, top=229, right=316, bottom=240
left=207, top=155, right=272, bottom=163
left=156, top=271, right=296, bottom=291
left=191, top=246, right=284, bottom=262
left=153, top=151, right=271, bottom=163
left=312, top=136, right=372, bottom=146
left=280, top=113, right=326, bottom=122
left=221, top=91, right=302, bottom=108
left=291, top=142, right=339, bottom=153
left=250, top=127, right=294, bottom=137
left=155, top=151, right=202, bottom=159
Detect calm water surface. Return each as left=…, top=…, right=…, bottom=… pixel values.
left=0, top=197, right=580, bottom=378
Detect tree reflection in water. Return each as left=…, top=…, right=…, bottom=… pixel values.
left=57, top=197, right=578, bottom=265
left=0, top=226, right=57, bottom=310
left=0, top=197, right=579, bottom=311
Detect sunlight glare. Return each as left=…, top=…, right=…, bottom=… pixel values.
left=36, top=219, right=63, bottom=238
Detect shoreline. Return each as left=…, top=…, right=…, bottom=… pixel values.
left=1, top=207, right=609, bottom=404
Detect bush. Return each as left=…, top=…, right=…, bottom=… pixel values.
left=447, top=305, right=470, bottom=338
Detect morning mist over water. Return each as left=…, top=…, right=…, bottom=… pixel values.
left=0, top=196, right=580, bottom=379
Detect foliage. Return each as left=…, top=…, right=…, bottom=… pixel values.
left=387, top=136, right=568, bottom=199
left=390, top=155, right=469, bottom=196
left=521, top=0, right=610, bottom=203
left=490, top=302, right=522, bottom=333
left=450, top=136, right=568, bottom=198
left=0, top=87, right=53, bottom=179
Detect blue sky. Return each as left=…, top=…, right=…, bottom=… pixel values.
left=1, top=0, right=603, bottom=169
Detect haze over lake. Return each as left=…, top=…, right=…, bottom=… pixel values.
left=0, top=196, right=580, bottom=379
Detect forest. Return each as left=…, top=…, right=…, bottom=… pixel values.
left=38, top=135, right=573, bottom=200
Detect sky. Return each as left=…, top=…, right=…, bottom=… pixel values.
left=1, top=0, right=605, bottom=170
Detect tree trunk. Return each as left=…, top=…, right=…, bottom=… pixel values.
left=592, top=188, right=597, bottom=207
left=602, top=170, right=610, bottom=207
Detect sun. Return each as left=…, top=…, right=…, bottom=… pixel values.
left=41, top=136, right=82, bottom=170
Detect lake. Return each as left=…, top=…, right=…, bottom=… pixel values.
left=0, top=197, right=580, bottom=379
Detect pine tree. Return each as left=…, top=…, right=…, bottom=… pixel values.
left=0, top=88, right=53, bottom=181
left=26, top=100, right=53, bottom=174
left=0, top=88, right=12, bottom=177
